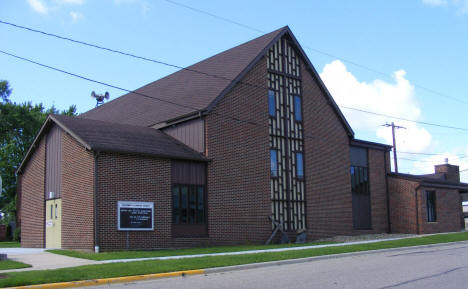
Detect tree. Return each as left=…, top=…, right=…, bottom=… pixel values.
left=0, top=80, right=77, bottom=225
left=0, top=80, right=12, bottom=103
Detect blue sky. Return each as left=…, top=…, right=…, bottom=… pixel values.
left=1, top=0, right=468, bottom=178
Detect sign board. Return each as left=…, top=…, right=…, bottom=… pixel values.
left=117, top=201, right=154, bottom=231
left=46, top=220, right=53, bottom=228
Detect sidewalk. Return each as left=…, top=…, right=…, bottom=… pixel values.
left=0, top=251, right=99, bottom=273
left=0, top=233, right=420, bottom=272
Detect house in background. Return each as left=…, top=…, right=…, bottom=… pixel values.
left=16, top=26, right=466, bottom=251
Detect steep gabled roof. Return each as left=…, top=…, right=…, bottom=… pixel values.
left=17, top=114, right=207, bottom=174
left=79, top=26, right=354, bottom=136
left=80, top=27, right=285, bottom=127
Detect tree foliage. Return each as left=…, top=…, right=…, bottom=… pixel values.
left=0, top=80, right=77, bottom=223
left=0, top=80, right=12, bottom=103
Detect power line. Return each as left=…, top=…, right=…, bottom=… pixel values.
left=4, top=48, right=468, bottom=165
left=1, top=18, right=467, bottom=106
left=160, top=0, right=468, bottom=105
left=399, top=151, right=468, bottom=156
left=340, top=106, right=468, bottom=131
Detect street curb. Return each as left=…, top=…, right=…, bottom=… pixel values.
left=6, top=240, right=468, bottom=288
left=5, top=269, right=204, bottom=289
left=205, top=240, right=468, bottom=274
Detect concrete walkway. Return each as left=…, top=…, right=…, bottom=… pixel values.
left=0, top=232, right=450, bottom=273
left=0, top=250, right=99, bottom=273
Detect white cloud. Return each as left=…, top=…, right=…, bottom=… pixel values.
left=320, top=60, right=432, bottom=153
left=28, top=0, right=49, bottom=14
left=422, top=0, right=448, bottom=7
left=70, top=11, right=83, bottom=22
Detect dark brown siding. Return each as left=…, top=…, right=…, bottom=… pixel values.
left=61, top=132, right=95, bottom=250
left=20, top=137, right=46, bottom=248
left=45, top=125, right=62, bottom=199
left=162, top=119, right=205, bottom=153
left=171, top=161, right=206, bottom=185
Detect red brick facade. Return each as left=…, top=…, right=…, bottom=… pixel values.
left=20, top=137, right=45, bottom=248
left=388, top=175, right=464, bottom=234
left=18, top=30, right=464, bottom=250
left=61, top=133, right=95, bottom=250
left=205, top=56, right=272, bottom=245
left=96, top=152, right=172, bottom=250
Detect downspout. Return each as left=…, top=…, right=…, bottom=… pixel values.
left=93, top=151, right=100, bottom=253
left=415, top=185, right=421, bottom=234
left=384, top=150, right=391, bottom=233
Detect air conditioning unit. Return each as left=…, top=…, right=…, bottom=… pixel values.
left=49, top=192, right=55, bottom=199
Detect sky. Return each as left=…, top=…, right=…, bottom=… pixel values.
left=1, top=0, right=468, bottom=180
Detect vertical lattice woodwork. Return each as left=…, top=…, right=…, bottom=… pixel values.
left=268, top=38, right=306, bottom=232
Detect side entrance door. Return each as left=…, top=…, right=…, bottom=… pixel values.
left=45, top=199, right=62, bottom=249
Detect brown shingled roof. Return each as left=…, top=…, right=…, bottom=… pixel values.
left=80, top=27, right=287, bottom=127
left=17, top=114, right=207, bottom=174
left=51, top=114, right=206, bottom=161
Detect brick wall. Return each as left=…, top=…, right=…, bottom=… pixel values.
left=418, top=187, right=463, bottom=234
left=205, top=56, right=272, bottom=245
left=20, top=137, right=45, bottom=248
left=61, top=132, right=95, bottom=250
left=302, top=65, right=353, bottom=239
left=96, top=152, right=173, bottom=250
left=367, top=148, right=389, bottom=233
left=388, top=176, right=419, bottom=233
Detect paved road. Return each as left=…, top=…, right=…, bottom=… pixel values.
left=101, top=242, right=468, bottom=289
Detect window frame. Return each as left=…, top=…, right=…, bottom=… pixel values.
left=426, top=191, right=437, bottom=222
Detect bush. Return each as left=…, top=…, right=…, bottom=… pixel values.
left=13, top=227, right=20, bottom=242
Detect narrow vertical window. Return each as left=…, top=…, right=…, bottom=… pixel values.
left=180, top=186, right=188, bottom=223
left=427, top=191, right=437, bottom=222
left=197, top=186, right=204, bottom=224
left=296, top=152, right=304, bottom=178
left=55, top=204, right=58, bottom=219
left=189, top=187, right=196, bottom=224
left=172, top=186, right=180, bottom=224
left=268, top=90, right=276, bottom=117
left=270, top=149, right=278, bottom=177
left=294, top=95, right=302, bottom=121
left=50, top=205, right=53, bottom=219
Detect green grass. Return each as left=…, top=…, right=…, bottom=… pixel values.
left=0, top=259, right=30, bottom=270
left=0, top=241, right=20, bottom=248
left=2, top=232, right=468, bottom=287
left=48, top=241, right=334, bottom=261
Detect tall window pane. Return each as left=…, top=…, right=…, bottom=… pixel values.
left=296, top=152, right=304, bottom=178
left=180, top=186, right=188, bottom=223
left=172, top=186, right=180, bottom=224
left=270, top=149, right=278, bottom=177
left=427, top=191, right=437, bottom=222
left=294, top=95, right=302, bottom=121
left=268, top=90, right=276, bottom=117
left=189, top=187, right=196, bottom=224
left=197, top=186, right=204, bottom=224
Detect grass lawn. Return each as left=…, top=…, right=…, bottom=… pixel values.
left=48, top=241, right=334, bottom=261
left=0, top=241, right=20, bottom=248
left=2, top=231, right=468, bottom=287
left=0, top=260, right=30, bottom=270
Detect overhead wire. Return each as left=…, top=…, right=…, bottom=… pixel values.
left=161, top=0, right=468, bottom=105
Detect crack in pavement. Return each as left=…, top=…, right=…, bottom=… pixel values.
left=378, top=266, right=468, bottom=288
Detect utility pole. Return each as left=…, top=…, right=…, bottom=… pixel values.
left=382, top=122, right=406, bottom=173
